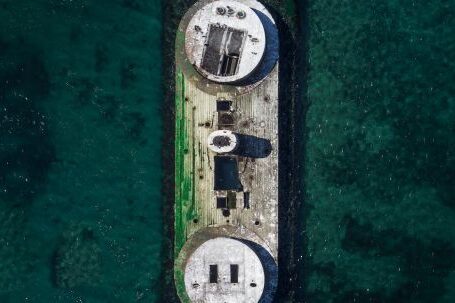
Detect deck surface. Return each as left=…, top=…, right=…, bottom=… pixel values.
left=175, top=59, right=279, bottom=262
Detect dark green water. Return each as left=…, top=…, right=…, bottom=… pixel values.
left=0, top=0, right=454, bottom=303
left=303, top=0, right=455, bottom=302
left=0, top=0, right=162, bottom=302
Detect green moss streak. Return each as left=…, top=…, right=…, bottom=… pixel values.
left=174, top=70, right=192, bottom=256
left=174, top=70, right=192, bottom=303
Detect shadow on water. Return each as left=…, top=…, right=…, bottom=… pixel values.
left=160, top=1, right=308, bottom=302
left=294, top=2, right=310, bottom=302
left=272, top=0, right=309, bottom=302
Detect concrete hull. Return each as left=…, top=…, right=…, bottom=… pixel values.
left=174, top=1, right=280, bottom=302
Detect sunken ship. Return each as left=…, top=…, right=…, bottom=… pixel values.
left=174, top=1, right=280, bottom=302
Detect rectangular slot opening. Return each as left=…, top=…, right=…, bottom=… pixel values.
left=209, top=265, right=218, bottom=283
left=216, top=197, right=227, bottom=209
left=230, top=264, right=239, bottom=283
left=217, top=100, right=232, bottom=111
left=243, top=192, right=250, bottom=209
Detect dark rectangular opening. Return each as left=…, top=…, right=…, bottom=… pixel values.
left=209, top=265, right=218, bottom=283
left=201, top=24, right=245, bottom=77
left=217, top=197, right=227, bottom=209
left=201, top=24, right=225, bottom=75
left=217, top=100, right=232, bottom=111
left=214, top=156, right=242, bottom=191
left=230, top=264, right=239, bottom=283
left=223, top=28, right=245, bottom=77
left=220, top=53, right=239, bottom=76
left=243, top=192, right=250, bottom=209
left=227, top=191, right=237, bottom=209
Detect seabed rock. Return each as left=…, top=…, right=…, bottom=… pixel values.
left=53, top=225, right=102, bottom=289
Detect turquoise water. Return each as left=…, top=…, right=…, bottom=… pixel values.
left=0, top=0, right=162, bottom=302
left=303, top=0, right=455, bottom=302
left=1, top=0, right=454, bottom=302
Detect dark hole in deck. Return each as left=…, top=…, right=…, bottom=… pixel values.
left=217, top=100, right=232, bottom=111
left=243, top=192, right=250, bottom=209
left=217, top=197, right=227, bottom=209
left=230, top=264, right=239, bottom=283
left=212, top=136, right=231, bottom=147
left=220, top=53, right=239, bottom=76
left=209, top=265, right=218, bottom=283
left=214, top=156, right=242, bottom=191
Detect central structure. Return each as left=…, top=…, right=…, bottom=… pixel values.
left=174, top=1, right=279, bottom=302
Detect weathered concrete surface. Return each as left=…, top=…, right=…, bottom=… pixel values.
left=175, top=1, right=280, bottom=302
left=185, top=0, right=266, bottom=83
left=162, top=0, right=303, bottom=302
left=184, top=237, right=265, bottom=303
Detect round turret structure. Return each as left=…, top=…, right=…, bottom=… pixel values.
left=185, top=0, right=266, bottom=83
left=175, top=227, right=278, bottom=303
left=184, top=237, right=265, bottom=303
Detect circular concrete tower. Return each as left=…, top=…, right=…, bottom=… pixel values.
left=185, top=0, right=267, bottom=83
left=184, top=237, right=265, bottom=303
left=175, top=227, right=278, bottom=303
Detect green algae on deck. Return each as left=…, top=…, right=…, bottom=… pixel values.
left=173, top=69, right=194, bottom=303
left=174, top=70, right=194, bottom=256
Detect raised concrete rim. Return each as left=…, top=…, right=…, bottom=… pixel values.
left=207, top=130, right=238, bottom=153
left=175, top=225, right=277, bottom=303
left=185, top=0, right=266, bottom=83
left=176, top=0, right=278, bottom=96
left=183, top=237, right=266, bottom=302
